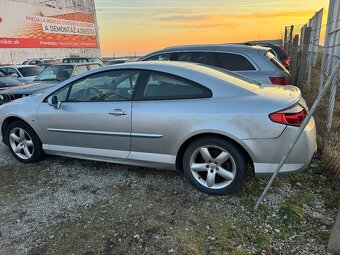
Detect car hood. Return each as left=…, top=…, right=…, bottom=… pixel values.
left=0, top=77, right=22, bottom=88
left=0, top=80, right=60, bottom=95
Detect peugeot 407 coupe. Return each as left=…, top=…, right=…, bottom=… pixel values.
left=0, top=62, right=316, bottom=195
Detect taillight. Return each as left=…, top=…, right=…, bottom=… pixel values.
left=270, top=76, right=289, bottom=85
left=269, top=104, right=307, bottom=126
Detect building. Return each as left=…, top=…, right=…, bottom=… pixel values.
left=0, top=0, right=101, bottom=64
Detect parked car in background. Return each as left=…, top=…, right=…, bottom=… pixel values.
left=140, top=44, right=291, bottom=85
left=37, top=62, right=63, bottom=70
left=0, top=63, right=102, bottom=105
left=249, top=43, right=291, bottom=69
left=0, top=70, right=22, bottom=90
left=104, top=59, right=128, bottom=66
left=0, top=65, right=43, bottom=84
left=0, top=61, right=316, bottom=195
left=22, top=59, right=61, bottom=65
left=63, top=57, right=104, bottom=65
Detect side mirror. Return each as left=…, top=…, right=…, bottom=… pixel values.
left=47, top=95, right=62, bottom=109
left=10, top=73, right=19, bottom=78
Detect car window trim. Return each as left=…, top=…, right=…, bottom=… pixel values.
left=133, top=70, right=213, bottom=101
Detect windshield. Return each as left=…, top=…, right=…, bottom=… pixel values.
left=35, top=65, right=73, bottom=81
left=18, top=67, right=42, bottom=77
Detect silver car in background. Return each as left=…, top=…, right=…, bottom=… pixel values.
left=140, top=44, right=290, bottom=85
left=0, top=65, right=43, bottom=84
left=0, top=62, right=316, bottom=195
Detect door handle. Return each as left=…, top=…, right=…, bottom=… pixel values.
left=109, top=109, right=127, bottom=116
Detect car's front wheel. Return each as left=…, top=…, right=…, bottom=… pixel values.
left=6, top=121, right=44, bottom=163
left=183, top=137, right=247, bottom=195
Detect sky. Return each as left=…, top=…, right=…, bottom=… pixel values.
left=94, top=0, right=329, bottom=57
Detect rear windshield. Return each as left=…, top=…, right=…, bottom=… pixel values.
left=0, top=70, right=6, bottom=77
left=18, top=67, right=42, bottom=77
left=265, top=52, right=287, bottom=71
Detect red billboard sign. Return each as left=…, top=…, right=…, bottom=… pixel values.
left=0, top=1, right=98, bottom=48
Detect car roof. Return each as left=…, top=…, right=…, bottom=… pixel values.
left=162, top=43, right=267, bottom=52
left=141, top=44, right=270, bottom=60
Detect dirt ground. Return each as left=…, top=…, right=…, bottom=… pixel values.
left=0, top=142, right=338, bottom=255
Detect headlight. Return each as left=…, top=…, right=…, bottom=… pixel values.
left=0, top=95, right=4, bottom=100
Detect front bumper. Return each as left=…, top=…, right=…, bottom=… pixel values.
left=242, top=117, right=317, bottom=177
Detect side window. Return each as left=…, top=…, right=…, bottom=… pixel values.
left=50, top=85, right=71, bottom=102
left=143, top=53, right=171, bottom=61
left=73, top=65, right=89, bottom=76
left=218, top=53, right=256, bottom=71
left=176, top=52, right=215, bottom=66
left=67, top=70, right=140, bottom=102
left=141, top=72, right=212, bottom=100
left=0, top=68, right=7, bottom=74
left=7, top=68, right=19, bottom=76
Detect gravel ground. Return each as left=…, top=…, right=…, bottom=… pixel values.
left=0, top=143, right=337, bottom=255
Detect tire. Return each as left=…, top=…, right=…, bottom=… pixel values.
left=6, top=120, right=44, bottom=163
left=183, top=137, right=247, bottom=195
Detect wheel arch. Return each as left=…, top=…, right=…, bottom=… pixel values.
left=175, top=133, right=254, bottom=172
left=1, top=116, right=36, bottom=145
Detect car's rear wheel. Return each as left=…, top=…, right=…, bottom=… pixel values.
left=6, top=121, right=43, bottom=163
left=183, top=137, right=247, bottom=195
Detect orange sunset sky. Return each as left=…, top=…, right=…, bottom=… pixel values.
left=95, top=0, right=329, bottom=57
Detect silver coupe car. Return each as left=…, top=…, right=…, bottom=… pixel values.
left=0, top=62, right=316, bottom=195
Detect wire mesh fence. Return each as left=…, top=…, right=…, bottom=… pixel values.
left=283, top=0, right=340, bottom=178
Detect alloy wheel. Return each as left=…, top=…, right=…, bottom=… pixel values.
left=9, top=127, right=34, bottom=160
left=190, top=145, right=236, bottom=189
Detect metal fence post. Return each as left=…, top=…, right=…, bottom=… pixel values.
left=254, top=62, right=340, bottom=211
left=327, top=77, right=339, bottom=130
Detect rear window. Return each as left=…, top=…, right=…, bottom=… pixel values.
left=265, top=52, right=287, bottom=71
left=18, top=67, right=42, bottom=77
left=271, top=46, right=287, bottom=60
left=217, top=53, right=256, bottom=71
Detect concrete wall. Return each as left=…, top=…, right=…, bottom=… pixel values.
left=0, top=48, right=101, bottom=65
left=1, top=0, right=101, bottom=64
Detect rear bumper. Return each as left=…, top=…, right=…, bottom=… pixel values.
left=242, top=117, right=317, bottom=177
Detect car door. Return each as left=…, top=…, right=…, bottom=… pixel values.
left=37, top=69, right=141, bottom=160
left=130, top=71, right=212, bottom=165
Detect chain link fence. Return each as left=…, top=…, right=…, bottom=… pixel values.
left=283, top=0, right=340, bottom=178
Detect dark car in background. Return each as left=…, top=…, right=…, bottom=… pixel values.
left=0, top=70, right=22, bottom=90
left=0, top=63, right=102, bottom=105
left=249, top=43, right=291, bottom=69
left=0, top=65, right=43, bottom=84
